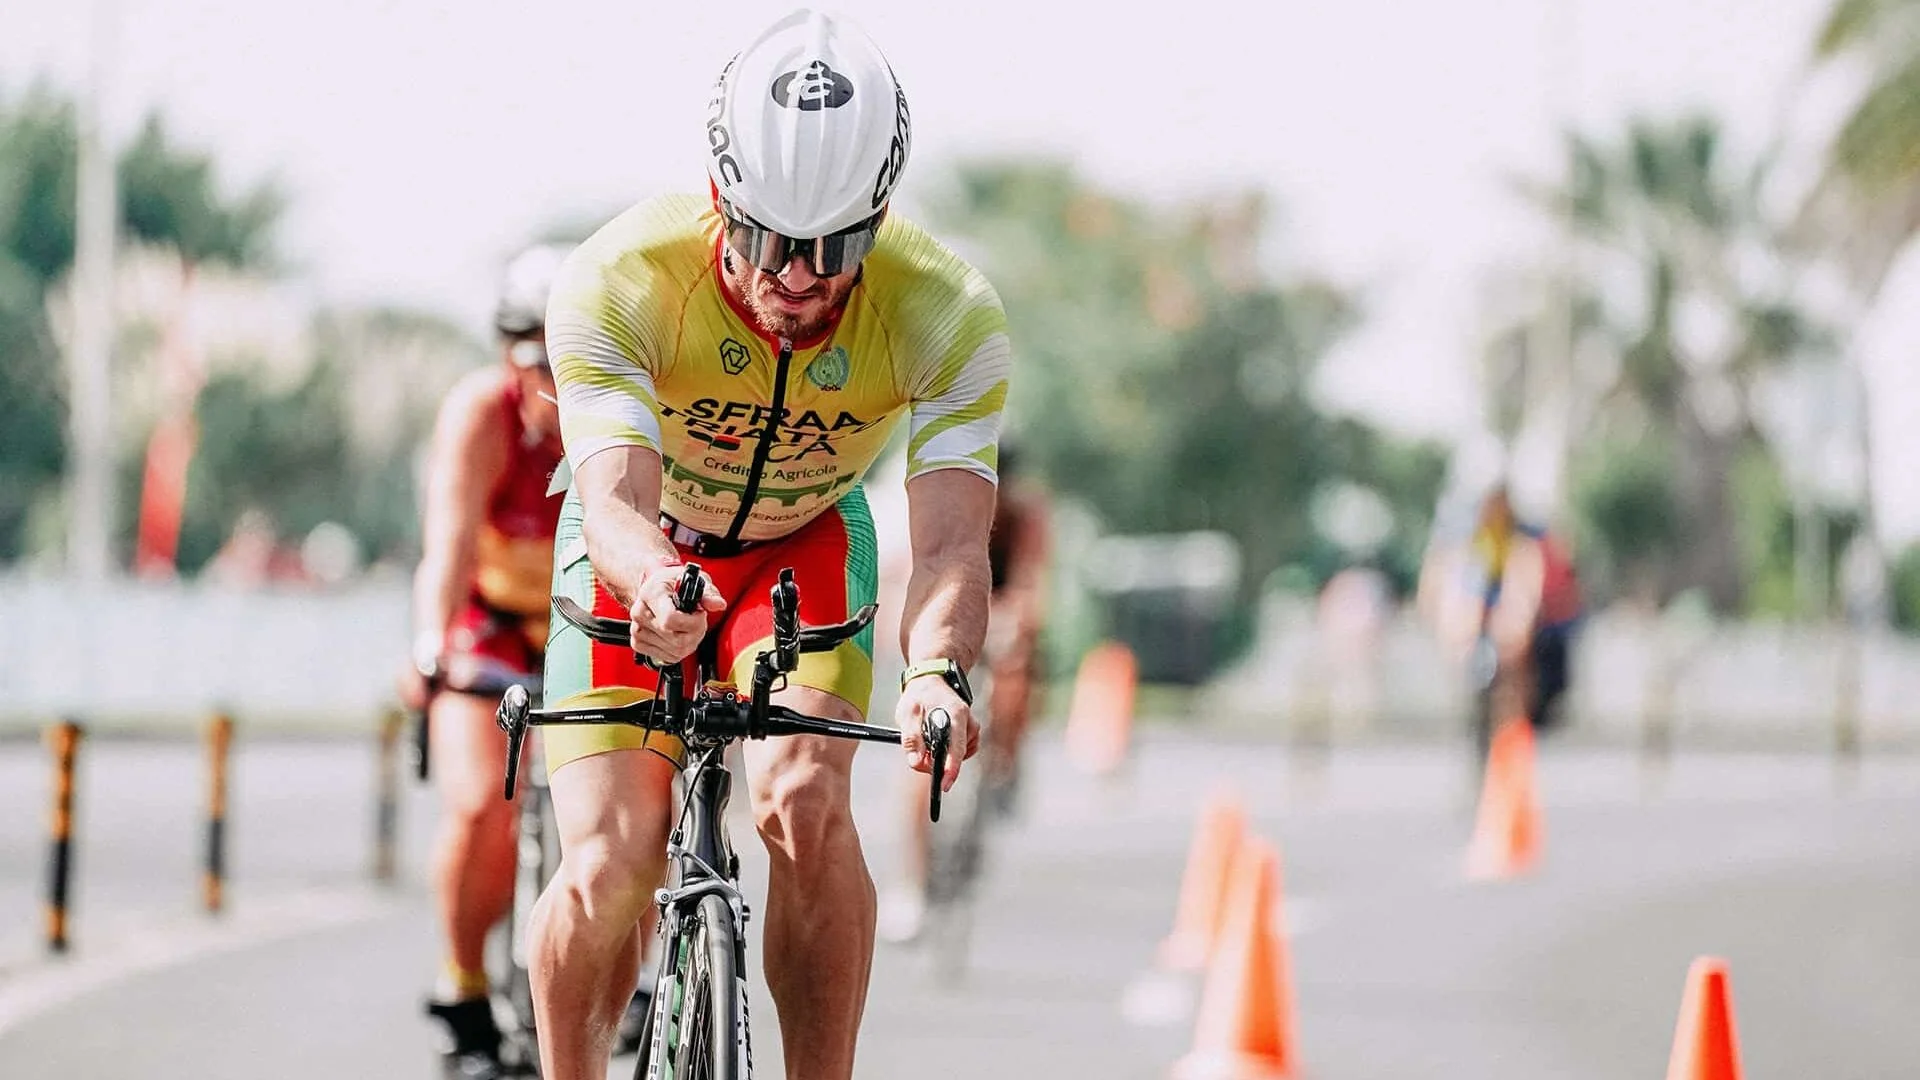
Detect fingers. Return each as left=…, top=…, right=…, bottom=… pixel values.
left=941, top=715, right=966, bottom=792
left=899, top=700, right=930, bottom=773
left=629, top=579, right=710, bottom=663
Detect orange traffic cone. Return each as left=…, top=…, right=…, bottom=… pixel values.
left=1065, top=641, right=1137, bottom=775
left=1465, top=717, right=1542, bottom=880
left=1666, top=957, right=1743, bottom=1080
left=1157, top=787, right=1247, bottom=971
left=1172, top=839, right=1299, bottom=1080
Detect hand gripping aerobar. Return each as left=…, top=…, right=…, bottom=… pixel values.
left=495, top=565, right=952, bottom=820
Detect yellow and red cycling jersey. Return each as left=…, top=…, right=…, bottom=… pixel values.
left=546, top=193, right=1011, bottom=542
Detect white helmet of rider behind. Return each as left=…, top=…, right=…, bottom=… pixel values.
left=493, top=242, right=572, bottom=338
left=704, top=9, right=910, bottom=238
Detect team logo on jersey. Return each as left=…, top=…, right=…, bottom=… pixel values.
left=771, top=61, right=855, bottom=111
left=719, top=338, right=750, bottom=375
left=805, top=346, right=850, bottom=391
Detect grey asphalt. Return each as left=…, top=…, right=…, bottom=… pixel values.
left=2, top=730, right=1918, bottom=1079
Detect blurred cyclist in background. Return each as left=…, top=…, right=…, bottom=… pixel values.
left=1418, top=482, right=1583, bottom=760
left=401, top=243, right=570, bottom=1079
left=879, top=439, right=1052, bottom=943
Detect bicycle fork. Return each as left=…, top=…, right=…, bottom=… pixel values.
left=643, top=750, right=754, bottom=1079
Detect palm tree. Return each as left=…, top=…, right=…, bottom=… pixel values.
left=921, top=160, right=1446, bottom=600
left=1806, top=0, right=1920, bottom=291
left=1524, top=115, right=1833, bottom=613
left=1795, top=0, right=1920, bottom=622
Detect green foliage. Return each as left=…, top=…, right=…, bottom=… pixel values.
left=167, top=362, right=356, bottom=573
left=1732, top=447, right=1862, bottom=619
left=0, top=86, right=477, bottom=574
left=160, top=364, right=351, bottom=573
left=1803, top=0, right=1920, bottom=288
left=925, top=160, right=1447, bottom=621
left=1890, top=543, right=1920, bottom=632
left=1569, top=434, right=1683, bottom=601
left=0, top=85, right=284, bottom=563
left=118, top=116, right=283, bottom=269
left=1523, top=113, right=1832, bottom=614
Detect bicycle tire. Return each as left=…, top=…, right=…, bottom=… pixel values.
left=924, top=770, right=989, bottom=982
left=638, top=894, right=745, bottom=1080
left=923, top=688, right=997, bottom=983
left=503, top=783, right=552, bottom=1040
left=491, top=780, right=554, bottom=1075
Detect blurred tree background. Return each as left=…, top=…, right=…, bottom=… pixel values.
left=0, top=85, right=480, bottom=578
left=10, top=0, right=1920, bottom=648
left=925, top=161, right=1448, bottom=600
left=1450, top=0, right=1920, bottom=633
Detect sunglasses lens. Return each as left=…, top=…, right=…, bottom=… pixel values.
left=813, top=227, right=879, bottom=277
left=723, top=207, right=881, bottom=277
left=726, top=221, right=790, bottom=273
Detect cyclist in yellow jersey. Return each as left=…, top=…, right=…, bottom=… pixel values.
left=529, top=11, right=1008, bottom=1080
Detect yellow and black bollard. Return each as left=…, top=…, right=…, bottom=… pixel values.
left=373, top=707, right=403, bottom=883
left=46, top=719, right=82, bottom=954
left=204, top=712, right=233, bottom=914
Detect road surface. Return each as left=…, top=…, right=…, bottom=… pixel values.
left=2, top=730, right=1917, bottom=1078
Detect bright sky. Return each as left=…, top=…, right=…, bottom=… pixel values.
left=10, top=0, right=1918, bottom=540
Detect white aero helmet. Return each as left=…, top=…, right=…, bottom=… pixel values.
left=705, top=9, right=910, bottom=243
left=493, top=242, right=572, bottom=338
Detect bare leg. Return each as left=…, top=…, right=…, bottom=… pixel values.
left=745, top=687, right=875, bottom=1080
left=899, top=770, right=932, bottom=890
left=529, top=747, right=675, bottom=1080
left=429, top=692, right=521, bottom=992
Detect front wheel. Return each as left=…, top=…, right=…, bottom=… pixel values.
left=638, top=895, right=746, bottom=1080
left=500, top=782, right=552, bottom=1067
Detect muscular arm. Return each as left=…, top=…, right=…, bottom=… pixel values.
left=571, top=445, right=681, bottom=607
left=900, top=469, right=997, bottom=671
left=412, top=376, right=511, bottom=656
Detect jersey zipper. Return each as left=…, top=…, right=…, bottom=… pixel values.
left=722, top=338, right=796, bottom=544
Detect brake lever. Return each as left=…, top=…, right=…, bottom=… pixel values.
left=412, top=708, right=431, bottom=782
left=411, top=671, right=442, bottom=782
left=772, top=568, right=800, bottom=671
left=674, top=563, right=705, bottom=614
left=924, top=708, right=952, bottom=823
left=497, top=685, right=532, bottom=801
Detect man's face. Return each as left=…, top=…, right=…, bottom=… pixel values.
left=721, top=249, right=860, bottom=342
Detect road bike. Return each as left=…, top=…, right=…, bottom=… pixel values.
left=497, top=564, right=950, bottom=1080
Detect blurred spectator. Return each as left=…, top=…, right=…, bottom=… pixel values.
left=202, top=507, right=313, bottom=586
left=1315, top=561, right=1393, bottom=731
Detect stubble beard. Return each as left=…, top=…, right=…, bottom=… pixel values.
left=724, top=254, right=853, bottom=343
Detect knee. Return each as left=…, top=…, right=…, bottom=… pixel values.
left=753, top=760, right=854, bottom=857
left=554, top=837, right=663, bottom=925
left=440, top=784, right=514, bottom=841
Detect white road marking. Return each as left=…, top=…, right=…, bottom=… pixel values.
left=0, top=885, right=404, bottom=1037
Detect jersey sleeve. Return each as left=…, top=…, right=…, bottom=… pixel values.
left=545, top=225, right=674, bottom=470
left=904, top=267, right=1011, bottom=484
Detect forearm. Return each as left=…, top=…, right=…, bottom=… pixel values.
left=899, top=550, right=991, bottom=671
left=575, top=448, right=680, bottom=608
left=411, top=542, right=475, bottom=647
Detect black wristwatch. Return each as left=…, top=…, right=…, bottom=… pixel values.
left=900, top=658, right=973, bottom=706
